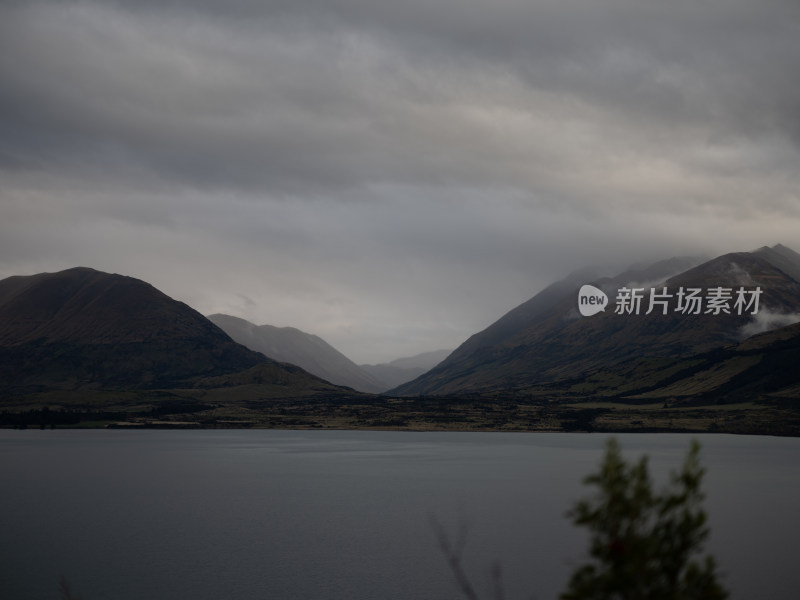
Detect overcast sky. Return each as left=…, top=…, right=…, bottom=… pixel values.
left=1, top=0, right=799, bottom=363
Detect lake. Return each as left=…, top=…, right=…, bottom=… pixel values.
left=1, top=430, right=798, bottom=599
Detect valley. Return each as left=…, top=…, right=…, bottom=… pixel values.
left=2, top=244, right=800, bottom=436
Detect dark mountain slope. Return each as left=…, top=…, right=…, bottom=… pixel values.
left=753, top=243, right=800, bottom=283
left=718, top=320, right=800, bottom=400
left=391, top=247, right=800, bottom=396
left=0, top=268, right=326, bottom=392
left=207, top=314, right=385, bottom=393
left=441, top=257, right=703, bottom=371
left=587, top=318, right=800, bottom=404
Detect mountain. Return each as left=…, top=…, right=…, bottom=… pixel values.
left=360, top=349, right=452, bottom=390
left=419, top=257, right=703, bottom=378
left=585, top=316, right=800, bottom=405
left=390, top=246, right=800, bottom=397
left=207, top=314, right=386, bottom=393
left=0, top=267, right=333, bottom=394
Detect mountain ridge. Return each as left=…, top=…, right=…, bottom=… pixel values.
left=0, top=267, right=336, bottom=394
left=1, top=256, right=799, bottom=433
left=390, top=245, right=800, bottom=397
left=207, top=313, right=386, bottom=393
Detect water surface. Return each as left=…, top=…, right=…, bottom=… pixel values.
left=1, top=430, right=798, bottom=599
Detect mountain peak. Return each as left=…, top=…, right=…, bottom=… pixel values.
left=0, top=268, right=269, bottom=390
left=391, top=245, right=800, bottom=396
left=752, top=244, right=800, bottom=282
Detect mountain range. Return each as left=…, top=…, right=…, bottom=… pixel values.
left=0, top=267, right=340, bottom=398
left=2, top=244, right=799, bottom=430
left=390, top=244, right=800, bottom=402
left=207, top=314, right=448, bottom=393
left=207, top=313, right=387, bottom=393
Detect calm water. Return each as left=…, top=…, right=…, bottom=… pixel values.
left=1, top=430, right=798, bottom=600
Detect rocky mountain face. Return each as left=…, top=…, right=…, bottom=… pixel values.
left=390, top=245, right=800, bottom=399
left=208, top=314, right=386, bottom=393
left=0, top=268, right=328, bottom=393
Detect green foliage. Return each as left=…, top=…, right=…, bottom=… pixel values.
left=561, top=439, right=728, bottom=600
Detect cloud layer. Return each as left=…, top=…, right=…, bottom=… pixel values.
left=1, top=0, right=799, bottom=362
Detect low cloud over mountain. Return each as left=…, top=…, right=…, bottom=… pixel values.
left=391, top=244, right=800, bottom=399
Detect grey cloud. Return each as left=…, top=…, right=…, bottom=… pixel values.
left=739, top=309, right=800, bottom=339
left=1, top=0, right=799, bottom=362
left=3, top=0, right=798, bottom=198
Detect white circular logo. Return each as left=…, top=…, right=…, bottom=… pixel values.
left=578, top=284, right=608, bottom=317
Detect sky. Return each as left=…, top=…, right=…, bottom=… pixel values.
left=1, top=0, right=799, bottom=364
